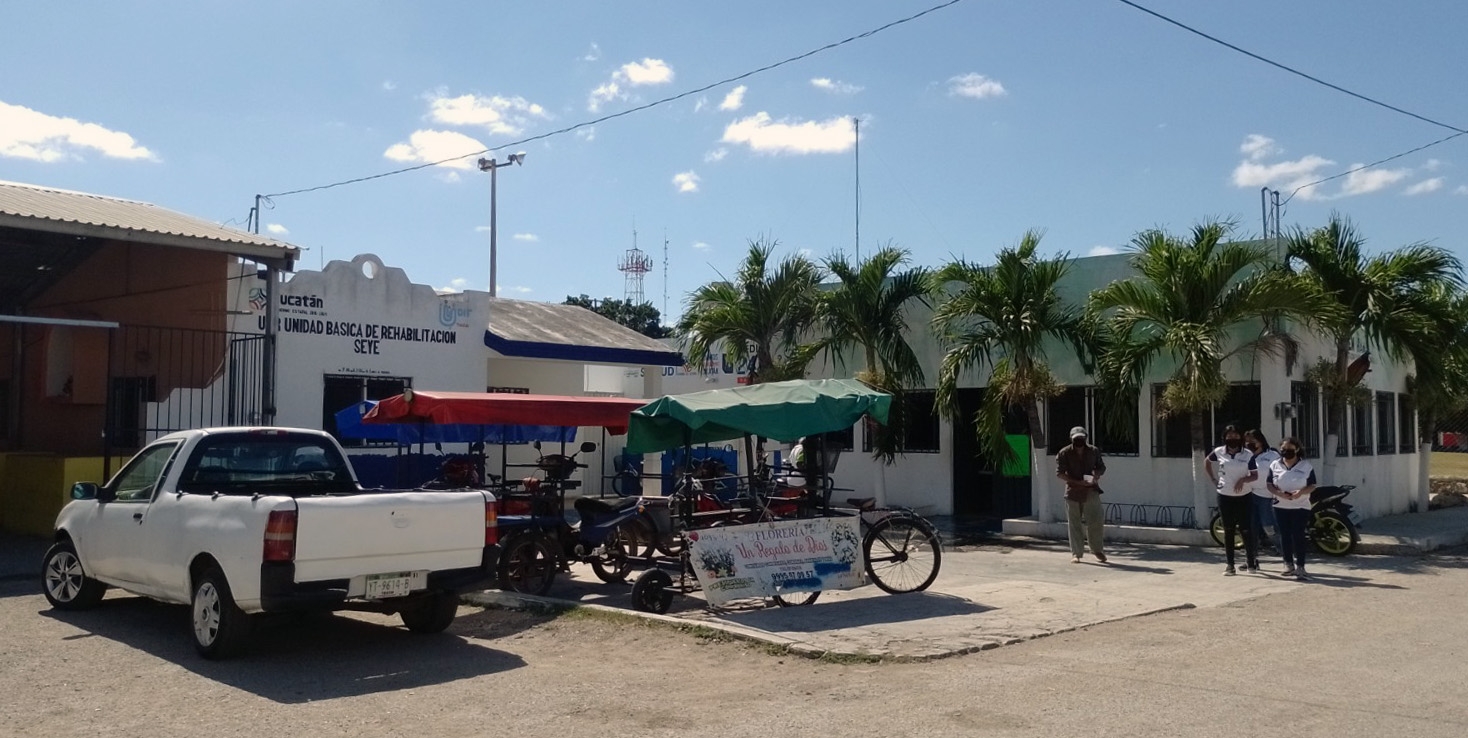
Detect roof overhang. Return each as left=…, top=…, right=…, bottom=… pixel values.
left=484, top=328, right=684, bottom=366
left=0, top=213, right=297, bottom=269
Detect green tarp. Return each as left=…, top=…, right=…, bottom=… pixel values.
left=625, top=379, right=892, bottom=454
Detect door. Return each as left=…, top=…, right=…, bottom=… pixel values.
left=951, top=389, right=1033, bottom=519
left=81, top=441, right=180, bottom=587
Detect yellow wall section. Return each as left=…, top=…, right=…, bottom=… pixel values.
left=0, top=454, right=124, bottom=535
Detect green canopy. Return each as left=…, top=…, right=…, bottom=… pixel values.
left=625, top=378, right=892, bottom=454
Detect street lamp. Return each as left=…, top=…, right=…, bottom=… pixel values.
left=477, top=152, right=526, bottom=297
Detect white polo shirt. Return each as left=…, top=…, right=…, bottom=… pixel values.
left=1267, top=458, right=1317, bottom=511
left=1207, top=445, right=1256, bottom=497
left=1249, top=448, right=1282, bottom=498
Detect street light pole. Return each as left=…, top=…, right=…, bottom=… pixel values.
left=477, top=152, right=526, bottom=298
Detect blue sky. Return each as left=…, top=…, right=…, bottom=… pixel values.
left=3, top=1, right=1466, bottom=320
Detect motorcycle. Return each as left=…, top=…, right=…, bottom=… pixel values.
left=1210, top=484, right=1362, bottom=556
left=496, top=441, right=652, bottom=594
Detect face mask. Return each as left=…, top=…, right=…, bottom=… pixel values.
left=1072, top=437, right=1086, bottom=447
left=1225, top=438, right=1241, bottom=450
left=1280, top=449, right=1298, bottom=460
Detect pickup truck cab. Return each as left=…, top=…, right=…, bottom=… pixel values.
left=41, top=427, right=500, bottom=659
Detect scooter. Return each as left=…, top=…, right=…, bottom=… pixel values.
left=1210, top=484, right=1362, bottom=556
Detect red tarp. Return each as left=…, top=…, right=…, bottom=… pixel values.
left=361, top=390, right=649, bottom=434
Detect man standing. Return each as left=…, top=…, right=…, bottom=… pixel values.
left=1055, top=426, right=1107, bottom=564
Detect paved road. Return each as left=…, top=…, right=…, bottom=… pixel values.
left=2, top=545, right=1464, bottom=738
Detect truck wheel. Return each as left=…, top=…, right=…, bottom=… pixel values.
left=41, top=541, right=106, bottom=611
left=192, top=568, right=251, bottom=659
left=400, top=591, right=460, bottom=633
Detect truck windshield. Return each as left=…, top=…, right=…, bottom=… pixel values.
left=177, top=433, right=357, bottom=495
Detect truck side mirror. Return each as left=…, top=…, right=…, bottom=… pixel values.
left=72, top=482, right=101, bottom=501
left=580, top=441, right=597, bottom=453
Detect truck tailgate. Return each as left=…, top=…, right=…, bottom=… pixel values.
left=292, top=491, right=487, bottom=582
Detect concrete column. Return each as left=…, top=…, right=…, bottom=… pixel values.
left=1418, top=442, right=1432, bottom=513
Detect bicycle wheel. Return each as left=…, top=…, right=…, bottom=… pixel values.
left=1310, top=509, right=1357, bottom=556
left=863, top=515, right=942, bottom=594
left=772, top=591, right=820, bottom=607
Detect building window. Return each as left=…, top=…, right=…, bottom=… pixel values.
left=828, top=424, right=856, bottom=452
left=322, top=374, right=411, bottom=447
left=1398, top=393, right=1416, bottom=453
left=1351, top=396, right=1373, bottom=456
left=1290, top=382, right=1320, bottom=459
left=1047, top=386, right=1139, bottom=456
left=1332, top=402, right=1349, bottom=457
left=865, top=390, right=941, bottom=454
left=0, top=377, right=9, bottom=440
left=1376, top=392, right=1396, bottom=455
left=108, top=376, right=158, bottom=449
left=1152, top=382, right=1259, bottom=457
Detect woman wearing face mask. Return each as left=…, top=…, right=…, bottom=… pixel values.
left=1243, top=429, right=1280, bottom=553
left=1205, top=425, right=1257, bottom=575
left=1267, top=437, right=1317, bottom=580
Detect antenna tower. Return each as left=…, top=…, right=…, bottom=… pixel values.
left=662, top=229, right=669, bottom=320
left=618, top=228, right=654, bottom=305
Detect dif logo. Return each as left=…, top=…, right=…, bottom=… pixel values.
left=439, top=300, right=472, bottom=327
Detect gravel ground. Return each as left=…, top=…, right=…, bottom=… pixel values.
left=2, top=546, right=1465, bottom=738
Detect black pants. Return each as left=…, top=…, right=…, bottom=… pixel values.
left=1217, top=493, right=1257, bottom=567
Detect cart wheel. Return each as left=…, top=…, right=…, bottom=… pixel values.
left=631, top=569, right=674, bottom=614
left=498, top=534, right=558, bottom=596
left=590, top=522, right=639, bottom=583
left=863, top=514, right=942, bottom=594
left=772, top=591, right=820, bottom=607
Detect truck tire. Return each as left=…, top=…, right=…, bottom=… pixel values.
left=41, top=540, right=106, bottom=611
left=400, top=591, right=460, bottom=633
left=192, top=568, right=251, bottom=659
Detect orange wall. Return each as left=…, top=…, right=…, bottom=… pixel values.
left=11, top=242, right=229, bottom=453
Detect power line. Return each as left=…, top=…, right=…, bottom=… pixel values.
left=261, top=0, right=970, bottom=200
left=1114, top=0, right=1467, bottom=135
left=1282, top=130, right=1468, bottom=204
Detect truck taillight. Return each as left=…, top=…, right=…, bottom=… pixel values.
left=485, top=499, right=499, bottom=546
left=264, top=509, right=297, bottom=562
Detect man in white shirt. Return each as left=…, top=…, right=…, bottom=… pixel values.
left=1205, top=425, right=1258, bottom=575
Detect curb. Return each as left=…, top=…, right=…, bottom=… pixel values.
left=461, top=589, right=1199, bottom=662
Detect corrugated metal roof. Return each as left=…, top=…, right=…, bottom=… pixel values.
left=0, top=180, right=299, bottom=265
left=485, top=298, right=684, bottom=366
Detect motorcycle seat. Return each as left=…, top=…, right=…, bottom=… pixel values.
left=574, top=495, right=640, bottom=518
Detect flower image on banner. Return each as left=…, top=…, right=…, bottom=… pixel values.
left=685, top=517, right=864, bottom=606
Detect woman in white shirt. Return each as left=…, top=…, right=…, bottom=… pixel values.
left=1244, top=429, right=1281, bottom=553
left=1266, top=436, right=1317, bottom=580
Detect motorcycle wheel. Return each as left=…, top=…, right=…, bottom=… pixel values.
left=1310, top=509, right=1357, bottom=556
left=1208, top=512, right=1248, bottom=550
left=589, top=522, right=639, bottom=583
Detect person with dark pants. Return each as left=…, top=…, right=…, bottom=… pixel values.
left=1206, top=425, right=1258, bottom=575
left=1267, top=437, right=1317, bottom=580
left=1243, top=429, right=1281, bottom=553
left=1055, top=426, right=1107, bottom=564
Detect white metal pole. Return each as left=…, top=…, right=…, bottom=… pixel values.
left=489, top=163, right=498, bottom=298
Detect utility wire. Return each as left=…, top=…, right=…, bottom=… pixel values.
left=262, top=0, right=969, bottom=199
left=1114, top=0, right=1467, bottom=135
left=1282, top=130, right=1468, bottom=204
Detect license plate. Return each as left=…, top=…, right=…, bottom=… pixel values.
left=364, top=571, right=423, bottom=599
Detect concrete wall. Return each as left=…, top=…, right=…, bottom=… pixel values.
left=0, top=453, right=128, bottom=535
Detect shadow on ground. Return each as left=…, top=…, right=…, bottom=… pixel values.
left=716, top=589, right=991, bottom=633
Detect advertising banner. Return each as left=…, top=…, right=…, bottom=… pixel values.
left=686, top=517, right=864, bottom=606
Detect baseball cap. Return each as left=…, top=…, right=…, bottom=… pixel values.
left=1069, top=426, right=1087, bottom=439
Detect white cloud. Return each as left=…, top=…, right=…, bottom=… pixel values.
left=437, top=277, right=472, bottom=294
left=575, top=126, right=597, bottom=142
left=382, top=80, right=397, bottom=92
left=693, top=96, right=708, bottom=113
left=798, top=248, right=813, bottom=258
left=718, top=85, right=746, bottom=111
left=0, top=100, right=157, bottom=162
left=1423, top=158, right=1442, bottom=172
left=811, top=77, right=862, bottom=95
left=947, top=73, right=1006, bottom=99
left=427, top=93, right=549, bottom=136
left=588, top=58, right=674, bottom=111
left=474, top=225, right=493, bottom=233
left=1456, top=185, right=1468, bottom=196
left=1339, top=165, right=1412, bottom=196
left=512, top=233, right=539, bottom=242
left=1231, top=153, right=1335, bottom=196
left=500, top=285, right=533, bottom=295
left=583, top=43, right=601, bottom=62
left=383, top=129, right=486, bottom=169
left=691, top=241, right=711, bottom=251
left=1239, top=133, right=1280, bottom=161
left=704, top=147, right=728, bottom=163
left=673, top=171, right=700, bottom=193
left=1087, top=245, right=1121, bottom=257
left=1403, top=177, right=1445, bottom=196
left=265, top=223, right=289, bottom=236
left=721, top=112, right=855, bottom=155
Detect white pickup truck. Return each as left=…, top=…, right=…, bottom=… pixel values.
left=41, top=427, right=501, bottom=659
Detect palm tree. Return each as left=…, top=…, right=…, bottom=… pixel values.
left=817, top=246, right=932, bottom=461
left=1405, top=281, right=1468, bottom=449
left=676, top=238, right=823, bottom=385
left=1286, top=214, right=1463, bottom=447
left=1089, top=221, right=1319, bottom=528
left=930, top=231, right=1085, bottom=478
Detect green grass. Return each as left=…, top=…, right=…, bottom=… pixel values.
left=1430, top=452, right=1468, bottom=479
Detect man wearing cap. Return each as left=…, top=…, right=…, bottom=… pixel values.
left=1055, top=426, right=1108, bottom=564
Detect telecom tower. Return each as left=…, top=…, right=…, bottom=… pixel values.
left=618, top=229, right=654, bottom=305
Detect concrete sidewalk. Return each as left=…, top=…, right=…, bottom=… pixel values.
left=1001, top=505, right=1468, bottom=555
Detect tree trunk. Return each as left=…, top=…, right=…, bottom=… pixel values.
left=1025, top=400, right=1051, bottom=523
left=865, top=346, right=879, bottom=380
left=1190, top=410, right=1210, bottom=530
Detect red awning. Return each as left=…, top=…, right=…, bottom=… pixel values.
left=362, top=390, right=649, bottom=434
